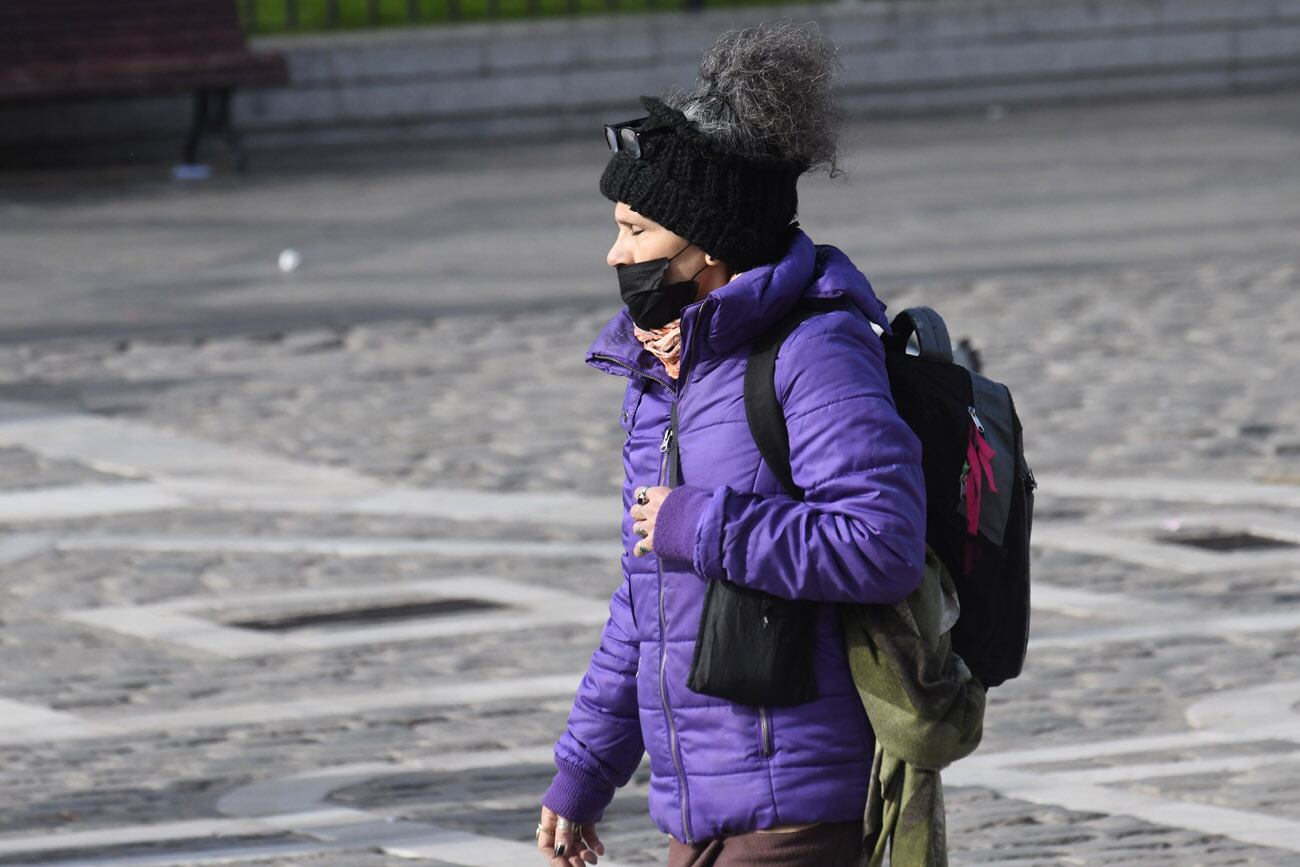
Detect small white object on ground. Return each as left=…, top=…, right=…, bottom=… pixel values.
left=278, top=248, right=302, bottom=273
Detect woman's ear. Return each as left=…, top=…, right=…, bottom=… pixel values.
left=704, top=253, right=735, bottom=280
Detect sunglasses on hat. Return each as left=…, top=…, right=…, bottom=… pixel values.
left=603, top=116, right=658, bottom=159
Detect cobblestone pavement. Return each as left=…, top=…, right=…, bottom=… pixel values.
left=0, top=92, right=1298, bottom=866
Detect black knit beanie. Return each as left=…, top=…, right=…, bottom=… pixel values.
left=600, top=97, right=808, bottom=274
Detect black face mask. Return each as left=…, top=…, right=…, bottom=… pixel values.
left=616, top=243, right=709, bottom=330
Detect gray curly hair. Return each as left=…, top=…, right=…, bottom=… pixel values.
left=665, top=22, right=842, bottom=175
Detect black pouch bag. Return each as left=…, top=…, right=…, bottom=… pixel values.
left=687, top=579, right=819, bottom=707
left=674, top=380, right=821, bottom=708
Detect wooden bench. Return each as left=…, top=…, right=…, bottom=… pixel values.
left=0, top=0, right=289, bottom=170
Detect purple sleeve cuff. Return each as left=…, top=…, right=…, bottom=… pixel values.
left=542, top=760, right=615, bottom=824
left=655, top=485, right=713, bottom=565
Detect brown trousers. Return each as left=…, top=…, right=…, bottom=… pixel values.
left=666, top=821, right=864, bottom=867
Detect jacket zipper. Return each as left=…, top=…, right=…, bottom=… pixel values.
left=658, top=311, right=705, bottom=845
left=590, top=354, right=673, bottom=392
left=758, top=585, right=772, bottom=757
left=596, top=313, right=706, bottom=844
left=656, top=420, right=693, bottom=843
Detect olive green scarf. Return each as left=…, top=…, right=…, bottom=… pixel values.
left=841, top=547, right=987, bottom=867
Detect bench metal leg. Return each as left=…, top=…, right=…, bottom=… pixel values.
left=182, top=89, right=212, bottom=165
left=182, top=87, right=250, bottom=173
left=212, top=88, right=250, bottom=173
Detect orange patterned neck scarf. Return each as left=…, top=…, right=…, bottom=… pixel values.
left=634, top=318, right=682, bottom=380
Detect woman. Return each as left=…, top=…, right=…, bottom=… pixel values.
left=537, top=24, right=926, bottom=867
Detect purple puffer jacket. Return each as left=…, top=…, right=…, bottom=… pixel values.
left=544, top=230, right=927, bottom=844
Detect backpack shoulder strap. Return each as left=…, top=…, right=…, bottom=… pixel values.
left=744, top=299, right=848, bottom=502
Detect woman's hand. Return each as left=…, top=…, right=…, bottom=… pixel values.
left=537, top=806, right=604, bottom=865
left=630, top=486, right=671, bottom=557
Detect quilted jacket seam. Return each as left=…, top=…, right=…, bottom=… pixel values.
left=681, top=755, right=872, bottom=778
left=808, top=463, right=915, bottom=490
left=782, top=392, right=894, bottom=424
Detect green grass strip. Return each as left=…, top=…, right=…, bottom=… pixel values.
left=241, top=0, right=820, bottom=32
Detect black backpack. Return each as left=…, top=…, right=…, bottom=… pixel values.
left=743, top=301, right=1035, bottom=689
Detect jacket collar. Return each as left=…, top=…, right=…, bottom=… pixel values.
left=586, top=230, right=890, bottom=382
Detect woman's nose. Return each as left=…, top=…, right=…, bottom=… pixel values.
left=607, top=237, right=631, bottom=268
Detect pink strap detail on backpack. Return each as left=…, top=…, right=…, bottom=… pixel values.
left=963, top=421, right=998, bottom=574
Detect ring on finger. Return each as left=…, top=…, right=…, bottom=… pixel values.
left=535, top=823, right=545, bottom=839
left=636, top=487, right=650, bottom=506
left=556, top=816, right=573, bottom=832
left=635, top=525, right=648, bottom=538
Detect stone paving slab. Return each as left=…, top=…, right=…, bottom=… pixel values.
left=0, top=506, right=612, bottom=543
left=1114, top=761, right=1300, bottom=823
left=1029, top=546, right=1300, bottom=614
left=945, top=786, right=1288, bottom=866
left=0, top=447, right=125, bottom=492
